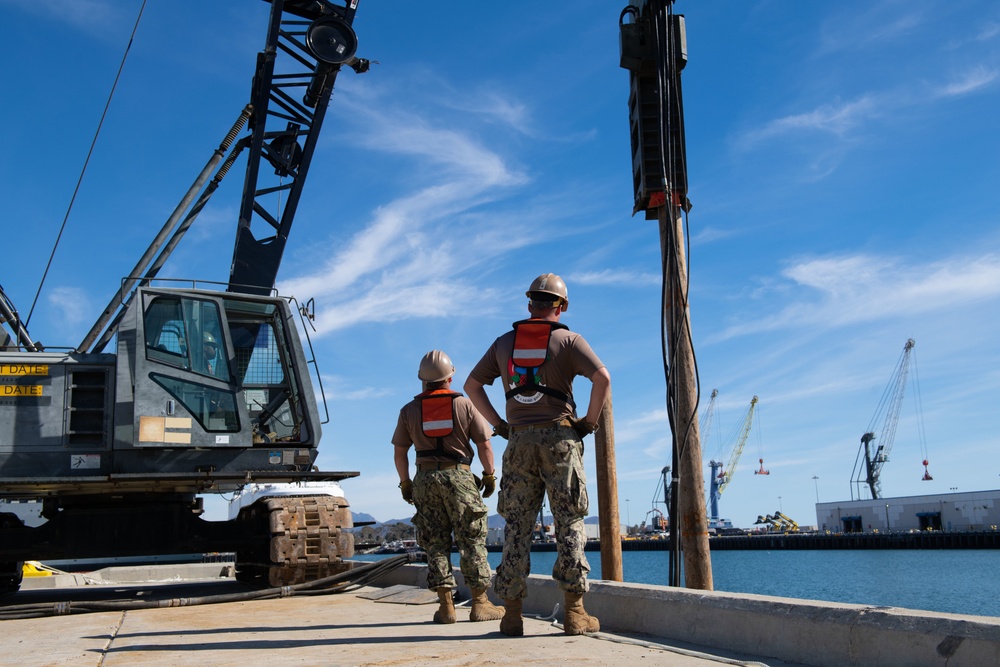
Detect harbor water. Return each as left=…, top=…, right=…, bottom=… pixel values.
left=355, top=548, right=1000, bottom=618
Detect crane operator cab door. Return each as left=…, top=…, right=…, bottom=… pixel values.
left=116, top=287, right=321, bottom=457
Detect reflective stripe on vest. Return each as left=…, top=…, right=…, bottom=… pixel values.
left=505, top=319, right=575, bottom=408
left=512, top=321, right=552, bottom=368
left=420, top=390, right=460, bottom=438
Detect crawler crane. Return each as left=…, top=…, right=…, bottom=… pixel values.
left=0, top=0, right=368, bottom=592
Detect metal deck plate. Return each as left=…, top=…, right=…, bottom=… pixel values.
left=358, top=584, right=438, bottom=605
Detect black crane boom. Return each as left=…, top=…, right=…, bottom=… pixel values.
left=230, top=0, right=366, bottom=295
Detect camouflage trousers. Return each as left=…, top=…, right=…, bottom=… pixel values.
left=411, top=467, right=492, bottom=591
left=494, top=424, right=590, bottom=599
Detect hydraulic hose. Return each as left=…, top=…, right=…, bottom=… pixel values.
left=0, top=554, right=416, bottom=621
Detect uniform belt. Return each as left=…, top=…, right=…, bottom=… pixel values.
left=509, top=418, right=574, bottom=433
left=416, top=462, right=471, bottom=471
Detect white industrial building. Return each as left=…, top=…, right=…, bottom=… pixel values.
left=816, top=489, right=1000, bottom=533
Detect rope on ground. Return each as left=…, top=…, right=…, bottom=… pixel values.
left=527, top=602, right=560, bottom=621
left=0, top=554, right=415, bottom=621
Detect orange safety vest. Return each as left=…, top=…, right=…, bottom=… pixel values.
left=505, top=319, right=575, bottom=408
left=416, top=390, right=472, bottom=464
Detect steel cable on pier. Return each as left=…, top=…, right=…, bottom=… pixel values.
left=0, top=554, right=417, bottom=620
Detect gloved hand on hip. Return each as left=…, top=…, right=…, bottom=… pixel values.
left=399, top=479, right=414, bottom=504
left=571, top=417, right=597, bottom=439
left=481, top=473, right=496, bottom=498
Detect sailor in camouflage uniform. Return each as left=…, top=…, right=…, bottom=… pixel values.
left=465, top=273, right=611, bottom=636
left=393, top=350, right=504, bottom=624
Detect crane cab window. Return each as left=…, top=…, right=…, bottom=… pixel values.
left=144, top=296, right=231, bottom=381
left=151, top=374, right=239, bottom=432
left=223, top=298, right=309, bottom=444
left=143, top=295, right=239, bottom=433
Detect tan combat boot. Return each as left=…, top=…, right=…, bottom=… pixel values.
left=499, top=597, right=523, bottom=636
left=433, top=587, right=457, bottom=624
left=563, top=592, right=600, bottom=635
left=469, top=587, right=504, bottom=621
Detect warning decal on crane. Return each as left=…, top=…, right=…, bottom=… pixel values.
left=1, top=385, right=43, bottom=396
left=0, top=364, right=49, bottom=376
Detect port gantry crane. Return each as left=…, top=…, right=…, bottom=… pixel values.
left=850, top=338, right=931, bottom=500
left=707, top=395, right=758, bottom=527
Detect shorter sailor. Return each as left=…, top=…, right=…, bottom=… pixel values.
left=392, top=350, right=504, bottom=624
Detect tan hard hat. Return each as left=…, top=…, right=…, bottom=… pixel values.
left=418, top=350, right=455, bottom=382
left=203, top=331, right=218, bottom=347
left=526, top=273, right=569, bottom=311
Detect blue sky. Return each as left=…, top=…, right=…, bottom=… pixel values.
left=2, top=0, right=999, bottom=531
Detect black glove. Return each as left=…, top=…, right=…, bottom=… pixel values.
left=481, top=473, right=496, bottom=498
left=571, top=417, right=597, bottom=439
left=493, top=420, right=510, bottom=440
left=399, top=479, right=414, bottom=504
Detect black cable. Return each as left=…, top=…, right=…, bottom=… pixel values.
left=0, top=554, right=414, bottom=621
left=651, top=0, right=705, bottom=588
left=26, top=0, right=149, bottom=328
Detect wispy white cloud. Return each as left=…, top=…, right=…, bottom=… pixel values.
left=817, top=4, right=925, bottom=55
left=976, top=22, right=1000, bottom=41
left=569, top=269, right=660, bottom=287
left=439, top=90, right=533, bottom=136
left=278, top=86, right=530, bottom=334
left=714, top=252, right=1000, bottom=341
left=47, top=287, right=92, bottom=329
left=614, top=407, right=669, bottom=446
left=736, top=96, right=879, bottom=150
left=1, top=0, right=123, bottom=35
left=691, top=226, right=739, bottom=245
left=323, top=375, right=394, bottom=401
left=421, top=71, right=598, bottom=143
left=935, top=65, right=999, bottom=97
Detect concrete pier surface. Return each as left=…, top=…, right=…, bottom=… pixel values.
left=2, top=561, right=998, bottom=667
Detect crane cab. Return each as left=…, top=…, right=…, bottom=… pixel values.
left=0, top=286, right=323, bottom=493
left=117, top=286, right=323, bottom=475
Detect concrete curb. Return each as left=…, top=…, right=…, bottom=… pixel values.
left=371, top=563, right=1000, bottom=667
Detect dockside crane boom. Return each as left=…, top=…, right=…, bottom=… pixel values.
left=708, top=396, right=758, bottom=524
left=700, top=388, right=719, bottom=450
left=850, top=338, right=925, bottom=500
